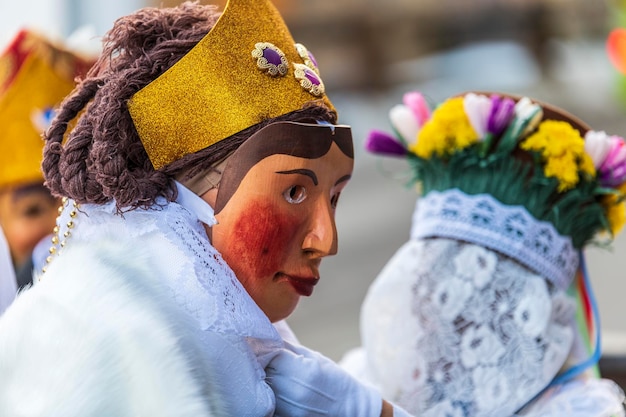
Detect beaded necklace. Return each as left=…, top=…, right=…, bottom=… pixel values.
left=41, top=197, right=79, bottom=275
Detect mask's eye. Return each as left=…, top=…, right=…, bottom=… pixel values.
left=330, top=192, right=341, bottom=209
left=21, top=203, right=47, bottom=218
left=283, top=185, right=307, bottom=204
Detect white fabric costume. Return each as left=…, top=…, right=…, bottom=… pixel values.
left=0, top=226, right=17, bottom=315
left=0, top=183, right=283, bottom=416
left=341, top=190, right=625, bottom=417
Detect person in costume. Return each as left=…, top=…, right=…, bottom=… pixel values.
left=0, top=2, right=411, bottom=416
left=0, top=29, right=92, bottom=315
left=339, top=90, right=626, bottom=416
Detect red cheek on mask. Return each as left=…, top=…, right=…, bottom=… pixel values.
left=224, top=199, right=298, bottom=280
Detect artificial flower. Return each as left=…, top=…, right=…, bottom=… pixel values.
left=403, top=91, right=431, bottom=127
left=579, top=152, right=596, bottom=178
left=522, top=120, right=587, bottom=192
left=463, top=93, right=491, bottom=139
left=389, top=104, right=420, bottom=144
left=598, top=135, right=626, bottom=186
left=544, top=154, right=580, bottom=192
left=487, top=95, right=515, bottom=136
left=603, top=182, right=626, bottom=236
left=411, top=97, right=479, bottom=158
left=514, top=97, right=543, bottom=137
left=495, top=96, right=543, bottom=154
left=541, top=123, right=585, bottom=158
left=584, top=130, right=613, bottom=168
left=366, top=90, right=626, bottom=245
left=365, top=129, right=407, bottom=157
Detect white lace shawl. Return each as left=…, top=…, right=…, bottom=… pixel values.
left=46, top=183, right=283, bottom=416
left=0, top=235, right=226, bottom=417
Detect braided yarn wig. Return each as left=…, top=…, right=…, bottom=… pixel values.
left=42, top=1, right=335, bottom=211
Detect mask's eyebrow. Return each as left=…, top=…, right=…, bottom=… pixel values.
left=276, top=169, right=318, bottom=185
left=335, top=175, right=351, bottom=186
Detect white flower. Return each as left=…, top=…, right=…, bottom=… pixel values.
left=460, top=325, right=505, bottom=368
left=514, top=96, right=543, bottom=137
left=513, top=277, right=551, bottom=337
left=389, top=104, right=420, bottom=143
left=584, top=130, right=613, bottom=168
left=541, top=324, right=574, bottom=380
left=472, top=366, right=511, bottom=411
left=463, top=93, right=491, bottom=139
left=453, top=245, right=497, bottom=289
left=432, top=277, right=473, bottom=320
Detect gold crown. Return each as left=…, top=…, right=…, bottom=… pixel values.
left=127, top=0, right=335, bottom=170
left=0, top=29, right=93, bottom=189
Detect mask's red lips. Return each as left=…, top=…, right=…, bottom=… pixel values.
left=283, top=274, right=319, bottom=297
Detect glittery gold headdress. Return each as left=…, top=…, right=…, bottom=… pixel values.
left=0, top=29, right=92, bottom=189
left=128, top=0, right=334, bottom=170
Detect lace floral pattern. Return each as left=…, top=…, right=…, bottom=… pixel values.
left=50, top=198, right=281, bottom=417
left=519, top=377, right=626, bottom=417
left=55, top=199, right=281, bottom=351
left=411, top=189, right=579, bottom=291
left=358, top=238, right=576, bottom=417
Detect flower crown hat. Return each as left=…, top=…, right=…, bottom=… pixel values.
left=365, top=91, right=626, bottom=396
left=0, top=29, right=92, bottom=189
left=367, top=91, right=626, bottom=283
left=128, top=0, right=333, bottom=170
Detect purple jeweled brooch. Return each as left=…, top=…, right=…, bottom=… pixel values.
left=252, top=42, right=288, bottom=76
left=295, top=43, right=319, bottom=74
left=293, top=63, right=325, bottom=96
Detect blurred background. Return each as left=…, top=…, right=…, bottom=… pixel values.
left=3, top=0, right=626, bottom=381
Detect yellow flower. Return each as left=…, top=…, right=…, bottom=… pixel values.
left=542, top=125, right=584, bottom=158
left=607, top=204, right=626, bottom=236
left=579, top=153, right=596, bottom=177
left=521, top=120, right=588, bottom=192
left=544, top=154, right=579, bottom=192
left=520, top=129, right=548, bottom=153
left=410, top=97, right=478, bottom=158
left=603, top=182, right=626, bottom=236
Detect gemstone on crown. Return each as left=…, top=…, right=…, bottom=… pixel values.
left=295, top=43, right=319, bottom=74
left=294, top=63, right=324, bottom=96
left=252, top=42, right=288, bottom=76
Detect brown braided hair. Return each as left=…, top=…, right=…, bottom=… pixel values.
left=42, top=1, right=336, bottom=212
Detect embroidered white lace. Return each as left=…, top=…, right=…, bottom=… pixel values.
left=356, top=237, right=576, bottom=416
left=518, top=377, right=626, bottom=417
left=54, top=195, right=279, bottom=343
left=51, top=195, right=282, bottom=416
left=412, top=189, right=579, bottom=291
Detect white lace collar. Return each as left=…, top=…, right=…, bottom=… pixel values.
left=171, top=186, right=282, bottom=349
left=52, top=192, right=281, bottom=347
left=174, top=181, right=217, bottom=227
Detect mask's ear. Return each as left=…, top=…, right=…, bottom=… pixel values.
left=213, top=121, right=352, bottom=215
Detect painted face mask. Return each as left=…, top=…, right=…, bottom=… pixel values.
left=210, top=121, right=354, bottom=323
